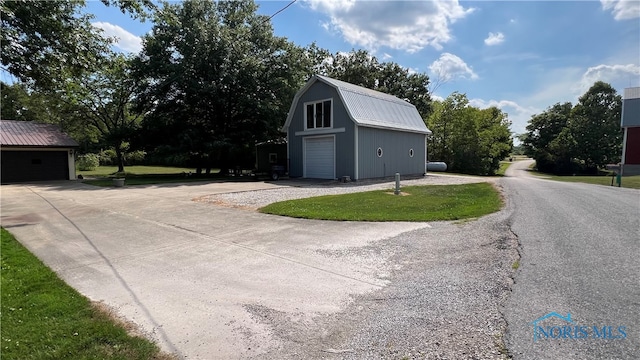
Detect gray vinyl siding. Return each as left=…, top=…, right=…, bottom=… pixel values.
left=357, top=127, right=426, bottom=179
left=287, top=81, right=354, bottom=178
left=621, top=98, right=640, bottom=127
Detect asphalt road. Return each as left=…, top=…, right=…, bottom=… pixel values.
left=502, top=160, right=640, bottom=359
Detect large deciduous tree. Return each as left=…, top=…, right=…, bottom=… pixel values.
left=426, top=92, right=512, bottom=175
left=521, top=81, right=622, bottom=175
left=1, top=0, right=152, bottom=89
left=520, top=102, right=574, bottom=174
left=570, top=81, right=622, bottom=172
left=134, top=0, right=309, bottom=173
left=61, top=54, right=143, bottom=172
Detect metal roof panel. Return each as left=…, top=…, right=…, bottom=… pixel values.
left=0, top=120, right=79, bottom=147
left=315, top=75, right=431, bottom=134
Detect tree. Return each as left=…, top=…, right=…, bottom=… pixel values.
left=426, top=92, right=468, bottom=165
left=570, top=81, right=622, bottom=172
left=1, top=0, right=152, bottom=89
left=521, top=82, right=623, bottom=175
left=426, top=92, right=512, bottom=175
left=134, top=0, right=310, bottom=173
left=59, top=54, right=143, bottom=172
left=520, top=102, right=574, bottom=174
left=474, top=106, right=513, bottom=175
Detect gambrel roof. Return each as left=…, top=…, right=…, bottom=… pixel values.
left=0, top=120, right=79, bottom=147
left=282, top=75, right=432, bottom=134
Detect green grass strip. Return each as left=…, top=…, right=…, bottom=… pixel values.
left=260, top=183, right=502, bottom=221
left=1, top=228, right=171, bottom=360
left=531, top=172, right=640, bottom=189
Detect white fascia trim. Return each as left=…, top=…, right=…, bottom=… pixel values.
left=302, top=97, right=334, bottom=131
left=424, top=135, right=428, bottom=175
left=282, top=76, right=320, bottom=132
left=358, top=123, right=432, bottom=135
left=354, top=125, right=359, bottom=180
left=295, top=127, right=346, bottom=136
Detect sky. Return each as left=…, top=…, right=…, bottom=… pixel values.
left=69, top=1, right=640, bottom=137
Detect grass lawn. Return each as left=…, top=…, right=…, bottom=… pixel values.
left=77, top=166, right=243, bottom=187
left=1, top=228, right=174, bottom=360
left=77, top=165, right=198, bottom=178
left=496, top=162, right=511, bottom=176
left=531, top=171, right=640, bottom=189
left=260, top=182, right=502, bottom=221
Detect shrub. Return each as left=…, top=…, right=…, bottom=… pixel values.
left=77, top=153, right=100, bottom=171
left=125, top=150, right=146, bottom=165
left=98, top=148, right=117, bottom=165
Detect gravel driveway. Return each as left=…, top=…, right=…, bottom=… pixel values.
left=200, top=173, right=496, bottom=209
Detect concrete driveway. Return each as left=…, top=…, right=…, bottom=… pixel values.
left=1, top=180, right=431, bottom=359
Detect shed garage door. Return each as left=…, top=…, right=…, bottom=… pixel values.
left=304, top=136, right=335, bottom=179
left=1, top=151, right=69, bottom=183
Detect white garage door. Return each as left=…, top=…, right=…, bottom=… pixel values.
left=304, top=136, right=335, bottom=179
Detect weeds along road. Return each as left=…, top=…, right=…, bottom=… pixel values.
left=502, top=160, right=640, bottom=359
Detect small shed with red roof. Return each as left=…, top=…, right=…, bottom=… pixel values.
left=1, top=120, right=79, bottom=183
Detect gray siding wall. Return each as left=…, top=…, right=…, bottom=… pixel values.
left=287, top=81, right=354, bottom=178
left=357, top=127, right=426, bottom=179
left=622, top=98, right=640, bottom=127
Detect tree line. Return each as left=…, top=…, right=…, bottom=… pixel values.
left=1, top=0, right=512, bottom=176
left=520, top=81, right=622, bottom=175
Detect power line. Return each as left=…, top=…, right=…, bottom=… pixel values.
left=262, top=0, right=297, bottom=25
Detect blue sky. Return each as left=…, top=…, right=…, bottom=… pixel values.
left=82, top=1, right=640, bottom=136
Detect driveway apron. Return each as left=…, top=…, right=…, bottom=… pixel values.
left=0, top=181, right=430, bottom=359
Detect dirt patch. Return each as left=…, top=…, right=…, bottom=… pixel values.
left=384, top=191, right=411, bottom=196
left=91, top=301, right=179, bottom=360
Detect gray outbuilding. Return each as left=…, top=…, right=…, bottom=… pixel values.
left=281, top=75, right=432, bottom=180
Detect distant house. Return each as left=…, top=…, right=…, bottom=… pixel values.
left=621, top=87, right=640, bottom=176
left=0, top=120, right=79, bottom=183
left=281, top=75, right=431, bottom=180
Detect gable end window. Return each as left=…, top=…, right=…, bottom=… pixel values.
left=305, top=100, right=332, bottom=129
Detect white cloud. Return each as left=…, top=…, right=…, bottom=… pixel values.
left=306, top=0, right=474, bottom=52
left=382, top=53, right=393, bottom=61
left=431, top=93, right=445, bottom=102
left=469, top=98, right=540, bottom=137
left=428, top=53, right=478, bottom=83
left=484, top=32, right=505, bottom=46
left=92, top=22, right=142, bottom=53
left=578, top=64, right=640, bottom=92
left=600, top=0, right=640, bottom=20
left=498, top=63, right=639, bottom=136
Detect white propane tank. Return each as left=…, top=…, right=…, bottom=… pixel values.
left=426, top=162, right=448, bottom=172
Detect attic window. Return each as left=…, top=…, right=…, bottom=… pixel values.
left=377, top=147, right=383, bottom=157
left=409, top=149, right=414, bottom=157
left=305, top=99, right=332, bottom=129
